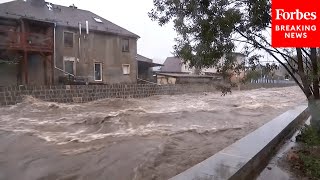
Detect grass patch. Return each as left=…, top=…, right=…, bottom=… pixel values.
left=296, top=125, right=320, bottom=146
left=299, top=152, right=320, bottom=179
left=293, top=125, right=320, bottom=179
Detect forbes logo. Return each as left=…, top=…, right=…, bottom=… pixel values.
left=275, top=9, right=317, bottom=20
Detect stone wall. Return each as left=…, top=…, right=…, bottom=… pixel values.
left=0, top=83, right=296, bottom=106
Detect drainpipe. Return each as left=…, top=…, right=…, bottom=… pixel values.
left=53, top=23, right=74, bottom=77
left=136, top=54, right=139, bottom=82
left=78, top=22, right=81, bottom=61
left=54, top=23, right=57, bottom=71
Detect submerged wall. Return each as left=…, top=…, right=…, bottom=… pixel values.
left=0, top=83, right=295, bottom=106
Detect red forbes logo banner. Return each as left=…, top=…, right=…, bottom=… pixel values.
left=272, top=0, right=320, bottom=47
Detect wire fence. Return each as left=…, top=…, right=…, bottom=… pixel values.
left=250, top=78, right=295, bottom=84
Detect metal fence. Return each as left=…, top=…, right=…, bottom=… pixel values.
left=250, top=78, right=295, bottom=84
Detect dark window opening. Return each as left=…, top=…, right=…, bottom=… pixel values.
left=64, top=32, right=74, bottom=48
left=64, top=61, right=74, bottom=75
left=94, top=63, right=102, bottom=81
left=122, top=39, right=129, bottom=52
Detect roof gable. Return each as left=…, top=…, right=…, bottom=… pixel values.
left=160, top=57, right=182, bottom=72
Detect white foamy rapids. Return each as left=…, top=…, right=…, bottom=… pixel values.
left=0, top=86, right=306, bottom=145
left=33, top=123, right=220, bottom=145
left=144, top=100, right=211, bottom=113
left=10, top=96, right=82, bottom=112
left=0, top=86, right=309, bottom=180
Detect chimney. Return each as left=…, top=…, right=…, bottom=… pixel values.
left=30, top=0, right=46, bottom=6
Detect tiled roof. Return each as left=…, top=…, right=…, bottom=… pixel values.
left=160, top=57, right=182, bottom=72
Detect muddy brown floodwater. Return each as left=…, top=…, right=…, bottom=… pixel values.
left=0, top=86, right=305, bottom=180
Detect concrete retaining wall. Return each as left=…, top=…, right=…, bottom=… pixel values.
left=0, top=83, right=295, bottom=106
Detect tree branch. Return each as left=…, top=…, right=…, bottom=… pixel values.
left=234, top=28, right=305, bottom=94
left=231, top=38, right=301, bottom=70
left=297, top=48, right=313, bottom=99
left=311, top=48, right=319, bottom=99
left=301, top=48, right=311, bottom=59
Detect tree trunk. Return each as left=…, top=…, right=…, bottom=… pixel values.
left=308, top=99, right=320, bottom=133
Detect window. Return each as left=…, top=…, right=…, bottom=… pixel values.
left=122, top=64, right=130, bottom=75
left=64, top=32, right=74, bottom=48
left=121, top=39, right=129, bottom=52
left=63, top=56, right=76, bottom=75
left=64, top=61, right=74, bottom=75
left=94, top=63, right=102, bottom=81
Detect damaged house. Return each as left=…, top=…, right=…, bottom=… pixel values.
left=0, top=0, right=139, bottom=86
left=136, top=54, right=162, bottom=83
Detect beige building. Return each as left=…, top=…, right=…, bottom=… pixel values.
left=161, top=53, right=245, bottom=75
left=159, top=53, right=246, bottom=84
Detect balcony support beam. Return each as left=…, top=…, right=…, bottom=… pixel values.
left=20, top=19, right=28, bottom=85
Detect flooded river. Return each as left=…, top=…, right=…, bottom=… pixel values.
left=0, top=86, right=306, bottom=180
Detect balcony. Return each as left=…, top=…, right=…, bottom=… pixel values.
left=0, top=30, right=53, bottom=53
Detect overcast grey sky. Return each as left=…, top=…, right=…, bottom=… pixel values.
left=0, top=0, right=176, bottom=64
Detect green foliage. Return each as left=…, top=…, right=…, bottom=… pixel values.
left=297, top=125, right=320, bottom=147
left=245, top=0, right=271, bottom=30
left=295, top=125, right=320, bottom=179
left=299, top=152, right=320, bottom=179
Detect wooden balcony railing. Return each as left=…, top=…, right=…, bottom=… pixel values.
left=0, top=30, right=53, bottom=52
